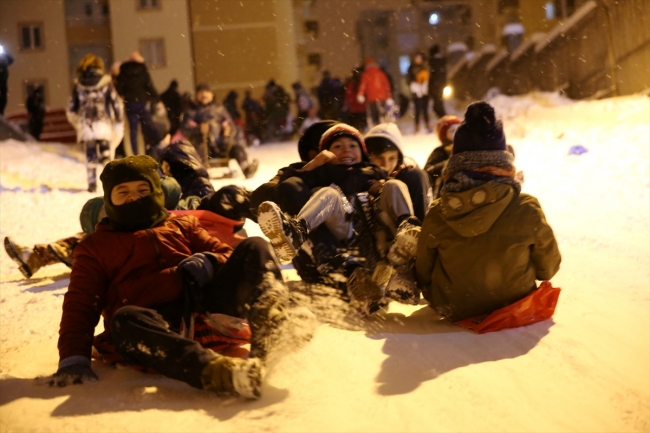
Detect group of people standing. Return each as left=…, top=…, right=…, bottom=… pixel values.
left=65, top=51, right=259, bottom=192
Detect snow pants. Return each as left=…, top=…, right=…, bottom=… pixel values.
left=110, top=237, right=283, bottom=389
left=125, top=101, right=161, bottom=154
left=413, top=96, right=430, bottom=129
left=297, top=180, right=414, bottom=241
left=84, top=139, right=110, bottom=188
left=393, top=167, right=431, bottom=222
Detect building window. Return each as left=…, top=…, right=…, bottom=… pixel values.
left=102, top=3, right=110, bottom=16
left=140, top=39, right=166, bottom=68
left=545, top=2, right=556, bottom=19
left=498, top=0, right=519, bottom=13
left=84, top=3, right=94, bottom=16
left=307, top=53, right=321, bottom=69
left=19, top=23, right=44, bottom=51
left=304, top=20, right=319, bottom=39
left=137, top=0, right=160, bottom=10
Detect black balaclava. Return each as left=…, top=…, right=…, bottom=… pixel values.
left=100, top=155, right=168, bottom=231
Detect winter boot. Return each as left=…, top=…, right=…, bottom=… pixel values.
left=247, top=272, right=290, bottom=363
left=346, top=267, right=389, bottom=318
left=387, top=216, right=421, bottom=267
left=4, top=237, right=44, bottom=279
left=242, top=159, right=259, bottom=179
left=47, top=241, right=75, bottom=268
left=385, top=264, right=420, bottom=305
left=257, top=201, right=308, bottom=263
left=201, top=354, right=264, bottom=399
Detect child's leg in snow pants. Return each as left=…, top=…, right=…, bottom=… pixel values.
left=110, top=237, right=285, bottom=389
left=375, top=179, right=414, bottom=235
left=297, top=187, right=354, bottom=242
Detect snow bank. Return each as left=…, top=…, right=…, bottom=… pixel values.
left=1, top=94, right=649, bottom=432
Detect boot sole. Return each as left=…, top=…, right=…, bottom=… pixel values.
left=387, top=227, right=420, bottom=267
left=257, top=202, right=296, bottom=263
left=3, top=237, right=32, bottom=278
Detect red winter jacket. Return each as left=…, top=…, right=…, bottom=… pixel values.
left=170, top=209, right=246, bottom=247
left=357, top=64, right=392, bottom=103
left=58, top=214, right=232, bottom=361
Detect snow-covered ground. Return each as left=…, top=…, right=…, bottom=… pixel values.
left=1, top=93, right=648, bottom=432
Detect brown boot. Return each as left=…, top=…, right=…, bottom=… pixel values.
left=4, top=237, right=44, bottom=278
left=201, top=354, right=264, bottom=399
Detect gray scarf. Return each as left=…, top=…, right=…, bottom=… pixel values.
left=441, top=150, right=521, bottom=194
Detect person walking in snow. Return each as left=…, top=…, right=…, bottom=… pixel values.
left=416, top=101, right=561, bottom=323
left=407, top=52, right=431, bottom=133
left=0, top=44, right=14, bottom=116
left=26, top=85, right=46, bottom=140
left=116, top=51, right=161, bottom=155
left=160, top=79, right=183, bottom=136
left=40, top=155, right=288, bottom=399
left=357, top=57, right=393, bottom=127
left=427, top=44, right=447, bottom=119
left=66, top=54, right=124, bottom=192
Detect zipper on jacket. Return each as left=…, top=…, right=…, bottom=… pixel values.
left=145, top=228, right=165, bottom=269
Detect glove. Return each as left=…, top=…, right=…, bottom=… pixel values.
left=44, top=356, right=98, bottom=387
left=177, top=253, right=215, bottom=288
left=357, top=94, right=366, bottom=104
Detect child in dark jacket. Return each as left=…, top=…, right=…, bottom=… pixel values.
left=416, top=102, right=561, bottom=323
left=257, top=124, right=421, bottom=316
left=41, top=155, right=289, bottom=399
left=424, top=115, right=461, bottom=199
left=159, top=140, right=214, bottom=203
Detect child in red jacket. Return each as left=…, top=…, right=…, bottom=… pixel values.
left=41, top=155, right=289, bottom=399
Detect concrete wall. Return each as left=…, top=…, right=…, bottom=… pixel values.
left=0, top=0, right=70, bottom=115
left=108, top=0, right=194, bottom=96
left=188, top=0, right=299, bottom=100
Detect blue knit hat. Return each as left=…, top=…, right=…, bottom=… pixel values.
left=453, top=101, right=506, bottom=154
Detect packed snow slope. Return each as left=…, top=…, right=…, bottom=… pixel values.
left=0, top=93, right=648, bottom=433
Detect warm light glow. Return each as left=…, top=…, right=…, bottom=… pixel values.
left=429, top=13, right=440, bottom=25
left=443, top=86, right=453, bottom=99
left=0, top=45, right=4, bottom=55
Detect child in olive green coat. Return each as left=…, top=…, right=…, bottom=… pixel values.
left=415, top=102, right=561, bottom=322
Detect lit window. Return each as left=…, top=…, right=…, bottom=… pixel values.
left=19, top=23, right=43, bottom=50
left=545, top=2, right=556, bottom=19
left=429, top=12, right=440, bottom=25
left=140, top=39, right=166, bottom=68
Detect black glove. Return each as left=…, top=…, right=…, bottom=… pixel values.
left=177, top=253, right=215, bottom=289
left=44, top=357, right=98, bottom=387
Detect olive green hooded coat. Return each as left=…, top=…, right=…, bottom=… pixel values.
left=415, top=181, right=561, bottom=321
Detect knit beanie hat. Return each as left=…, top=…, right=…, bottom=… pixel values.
left=79, top=197, right=106, bottom=235
left=319, top=124, right=368, bottom=160
left=453, top=102, right=506, bottom=154
left=160, top=175, right=182, bottom=210
left=364, top=122, right=404, bottom=165
left=436, top=115, right=462, bottom=144
left=100, top=155, right=168, bottom=231
left=298, top=119, right=339, bottom=162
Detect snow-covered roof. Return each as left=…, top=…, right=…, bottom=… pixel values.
left=467, top=44, right=496, bottom=69
left=486, top=48, right=509, bottom=73
left=447, top=41, right=468, bottom=53
left=447, top=52, right=472, bottom=80
left=510, top=32, right=546, bottom=62
left=535, top=0, right=598, bottom=53
left=502, top=23, right=525, bottom=36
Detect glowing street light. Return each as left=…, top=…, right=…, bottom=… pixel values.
left=429, top=13, right=440, bottom=25
left=443, top=85, right=453, bottom=99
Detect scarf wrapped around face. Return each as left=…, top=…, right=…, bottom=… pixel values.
left=441, top=150, right=521, bottom=194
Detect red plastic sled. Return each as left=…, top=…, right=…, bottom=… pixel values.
left=455, top=281, right=561, bottom=334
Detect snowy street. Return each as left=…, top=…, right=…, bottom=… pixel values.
left=0, top=93, right=648, bottom=432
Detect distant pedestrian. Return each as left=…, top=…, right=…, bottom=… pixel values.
left=357, top=57, right=393, bottom=127
left=292, top=81, right=313, bottom=132
left=428, top=44, right=447, bottom=119
left=26, top=86, right=45, bottom=140
left=116, top=51, right=161, bottom=155
left=242, top=90, right=264, bottom=145
left=317, top=71, right=343, bottom=121
left=161, top=80, right=183, bottom=136
left=407, top=52, right=431, bottom=133
left=344, top=67, right=367, bottom=132
left=0, top=45, right=14, bottom=116
left=66, top=54, right=124, bottom=192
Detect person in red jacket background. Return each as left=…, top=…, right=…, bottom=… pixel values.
left=42, top=155, right=288, bottom=399
left=356, top=57, right=393, bottom=127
